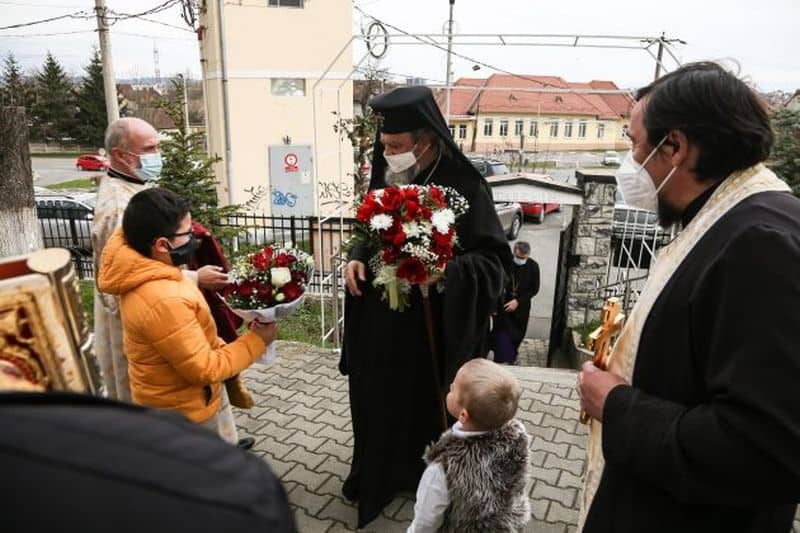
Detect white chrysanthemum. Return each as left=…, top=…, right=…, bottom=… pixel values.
left=369, top=213, right=393, bottom=231
left=402, top=221, right=421, bottom=238
left=431, top=208, right=455, bottom=234
left=305, top=256, right=315, bottom=267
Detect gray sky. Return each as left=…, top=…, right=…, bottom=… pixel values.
left=0, top=0, right=797, bottom=92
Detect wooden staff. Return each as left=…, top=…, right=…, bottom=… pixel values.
left=420, top=283, right=448, bottom=432
left=580, top=297, right=625, bottom=424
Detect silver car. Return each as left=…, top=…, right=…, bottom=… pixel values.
left=494, top=201, right=524, bottom=240
left=35, top=190, right=96, bottom=253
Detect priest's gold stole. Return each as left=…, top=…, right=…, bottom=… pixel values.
left=0, top=248, right=100, bottom=394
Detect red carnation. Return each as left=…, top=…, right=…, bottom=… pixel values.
left=381, top=187, right=404, bottom=211
left=221, top=283, right=237, bottom=298
left=256, top=282, right=273, bottom=300
left=275, top=253, right=292, bottom=267
left=382, top=246, right=400, bottom=264
left=397, top=257, right=427, bottom=283
left=282, top=280, right=303, bottom=302
left=432, top=228, right=454, bottom=246
left=421, top=207, right=433, bottom=219
left=403, top=200, right=420, bottom=222
left=238, top=281, right=255, bottom=297
left=403, top=187, right=420, bottom=201
left=429, top=186, right=446, bottom=208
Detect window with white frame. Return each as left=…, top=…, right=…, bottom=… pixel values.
left=529, top=121, right=538, bottom=138
left=270, top=78, right=306, bottom=96
left=483, top=119, right=493, bottom=137
left=448, top=126, right=455, bottom=138
left=548, top=120, right=559, bottom=138
left=514, top=119, right=524, bottom=136
left=268, top=0, right=303, bottom=7
left=458, top=124, right=467, bottom=139
left=578, top=120, right=587, bottom=138
left=499, top=120, right=509, bottom=137
left=563, top=121, right=573, bottom=138
left=597, top=122, right=606, bottom=139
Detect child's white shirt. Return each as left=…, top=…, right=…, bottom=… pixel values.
left=406, top=421, right=489, bottom=533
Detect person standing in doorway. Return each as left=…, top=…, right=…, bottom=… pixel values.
left=493, top=241, right=540, bottom=364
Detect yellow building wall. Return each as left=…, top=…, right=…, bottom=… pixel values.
left=199, top=0, right=354, bottom=216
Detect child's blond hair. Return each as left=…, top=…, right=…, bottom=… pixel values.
left=459, top=358, right=521, bottom=430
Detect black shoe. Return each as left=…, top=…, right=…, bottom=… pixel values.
left=236, top=437, right=256, bottom=450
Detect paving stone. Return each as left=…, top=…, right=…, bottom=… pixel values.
left=287, top=402, right=326, bottom=421
left=314, top=408, right=350, bottom=428
left=531, top=498, right=550, bottom=521
left=283, top=463, right=329, bottom=492
left=317, top=473, right=345, bottom=498
left=517, top=409, right=545, bottom=426
left=567, top=444, right=586, bottom=461
left=523, top=521, right=566, bottom=533
left=553, top=428, right=587, bottom=447
left=393, top=498, right=416, bottom=521
left=286, top=416, right=326, bottom=435
left=264, top=457, right=297, bottom=478
left=530, top=449, right=547, bottom=467
left=318, top=439, right=352, bottom=463
left=291, top=430, right=329, bottom=453
left=526, top=424, right=557, bottom=441
left=316, top=424, right=352, bottom=445
left=235, top=414, right=267, bottom=434
left=381, top=497, right=407, bottom=519
left=288, top=484, right=333, bottom=517
left=283, top=445, right=328, bottom=470
left=558, top=470, right=584, bottom=490
left=526, top=391, right=554, bottom=404
left=529, top=466, right=561, bottom=485
left=294, top=508, right=335, bottom=532
left=544, top=453, right=585, bottom=477
left=255, top=435, right=295, bottom=461
left=547, top=501, right=580, bottom=525
left=317, top=454, right=351, bottom=481
left=317, top=496, right=358, bottom=526
left=536, top=402, right=567, bottom=419
left=531, top=436, right=569, bottom=458
left=532, top=481, right=577, bottom=508
left=361, top=513, right=411, bottom=533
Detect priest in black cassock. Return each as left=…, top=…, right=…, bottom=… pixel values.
left=577, top=62, right=800, bottom=532
left=340, top=86, right=510, bottom=527
left=493, top=240, right=540, bottom=364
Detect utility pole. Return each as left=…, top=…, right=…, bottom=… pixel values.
left=444, top=0, right=455, bottom=126
left=653, top=32, right=665, bottom=81
left=94, top=0, right=120, bottom=123
left=180, top=73, right=190, bottom=135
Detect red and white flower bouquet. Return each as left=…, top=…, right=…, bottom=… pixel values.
left=221, top=244, right=315, bottom=363
left=345, top=184, right=469, bottom=311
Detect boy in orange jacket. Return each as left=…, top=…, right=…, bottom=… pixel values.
left=97, top=187, right=275, bottom=436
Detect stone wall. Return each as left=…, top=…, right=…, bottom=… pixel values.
left=565, top=171, right=617, bottom=329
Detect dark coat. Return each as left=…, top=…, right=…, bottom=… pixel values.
left=585, top=190, right=800, bottom=532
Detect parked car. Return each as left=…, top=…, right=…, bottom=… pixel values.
left=602, top=150, right=621, bottom=166
left=35, top=190, right=96, bottom=253
left=470, top=158, right=510, bottom=179
left=612, top=190, right=662, bottom=239
left=75, top=154, right=109, bottom=171
left=518, top=174, right=560, bottom=224
left=494, top=201, right=523, bottom=240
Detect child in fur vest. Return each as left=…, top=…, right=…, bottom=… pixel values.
left=407, top=358, right=531, bottom=533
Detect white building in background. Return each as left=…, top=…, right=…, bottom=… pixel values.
left=199, top=0, right=354, bottom=216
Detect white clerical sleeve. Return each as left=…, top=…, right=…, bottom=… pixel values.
left=407, top=462, right=450, bottom=533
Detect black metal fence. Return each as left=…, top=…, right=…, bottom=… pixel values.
left=37, top=206, right=356, bottom=295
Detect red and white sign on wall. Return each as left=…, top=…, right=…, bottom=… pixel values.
left=284, top=153, right=299, bottom=172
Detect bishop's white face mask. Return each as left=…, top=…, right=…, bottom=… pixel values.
left=615, top=136, right=677, bottom=213
left=384, top=141, right=430, bottom=174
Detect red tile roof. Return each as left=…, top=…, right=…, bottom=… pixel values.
left=437, top=74, right=633, bottom=120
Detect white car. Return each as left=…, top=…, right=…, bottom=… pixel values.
left=35, top=190, right=96, bottom=253
left=602, top=151, right=621, bottom=166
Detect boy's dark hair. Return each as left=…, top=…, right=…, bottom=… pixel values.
left=514, top=241, right=531, bottom=255
left=635, top=61, right=774, bottom=181
left=122, top=187, right=190, bottom=258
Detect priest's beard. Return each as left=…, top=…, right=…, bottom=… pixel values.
left=657, top=197, right=682, bottom=227
left=384, top=164, right=420, bottom=186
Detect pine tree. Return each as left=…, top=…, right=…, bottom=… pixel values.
left=32, top=52, right=75, bottom=142
left=72, top=48, right=107, bottom=148
left=156, top=78, right=242, bottom=243
left=1, top=53, right=25, bottom=106
left=772, top=108, right=800, bottom=197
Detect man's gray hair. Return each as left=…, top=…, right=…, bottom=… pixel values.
left=104, top=118, right=130, bottom=155
left=514, top=241, right=531, bottom=255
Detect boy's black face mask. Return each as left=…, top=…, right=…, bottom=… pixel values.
left=167, top=236, right=199, bottom=266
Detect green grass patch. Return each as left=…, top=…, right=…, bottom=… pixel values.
left=79, top=280, right=94, bottom=329
left=576, top=319, right=602, bottom=348
left=47, top=178, right=97, bottom=191
left=275, top=298, right=339, bottom=347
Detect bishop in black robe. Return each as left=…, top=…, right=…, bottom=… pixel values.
left=339, top=86, right=510, bottom=527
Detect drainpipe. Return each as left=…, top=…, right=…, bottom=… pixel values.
left=217, top=0, right=234, bottom=203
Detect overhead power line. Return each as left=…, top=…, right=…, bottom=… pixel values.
left=0, top=10, right=91, bottom=31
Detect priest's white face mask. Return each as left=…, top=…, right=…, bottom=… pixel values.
left=384, top=140, right=431, bottom=174
left=615, top=135, right=677, bottom=213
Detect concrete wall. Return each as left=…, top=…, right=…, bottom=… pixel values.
left=565, top=171, right=617, bottom=328
left=199, top=0, right=354, bottom=215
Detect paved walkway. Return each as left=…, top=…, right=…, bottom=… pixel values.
left=237, top=341, right=800, bottom=533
